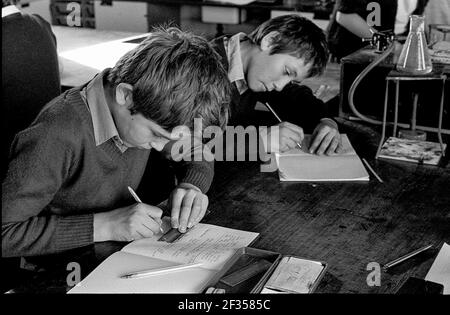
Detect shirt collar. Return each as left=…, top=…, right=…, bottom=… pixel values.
left=81, top=69, right=128, bottom=153
left=224, top=32, right=249, bottom=95
left=2, top=5, right=20, bottom=18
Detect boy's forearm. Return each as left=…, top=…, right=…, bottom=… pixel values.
left=2, top=213, right=93, bottom=258
left=336, top=12, right=373, bottom=38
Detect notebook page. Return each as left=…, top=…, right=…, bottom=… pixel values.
left=67, top=251, right=215, bottom=293
left=275, top=134, right=369, bottom=182
left=122, top=219, right=259, bottom=271
left=425, top=242, right=450, bottom=294
left=279, top=134, right=356, bottom=156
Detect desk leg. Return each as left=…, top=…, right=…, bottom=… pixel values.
left=438, top=77, right=446, bottom=156
left=411, top=93, right=419, bottom=131
left=376, top=80, right=390, bottom=159
left=393, top=80, right=399, bottom=137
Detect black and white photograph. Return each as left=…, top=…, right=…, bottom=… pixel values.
left=2, top=0, right=449, bottom=309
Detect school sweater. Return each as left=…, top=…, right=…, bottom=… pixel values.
left=2, top=88, right=213, bottom=257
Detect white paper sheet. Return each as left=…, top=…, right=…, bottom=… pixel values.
left=123, top=220, right=259, bottom=271
left=68, top=218, right=259, bottom=293
left=275, top=134, right=369, bottom=182
left=68, top=252, right=216, bottom=293
left=425, top=242, right=450, bottom=294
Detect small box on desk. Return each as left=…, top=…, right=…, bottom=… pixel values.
left=201, top=6, right=247, bottom=24
left=378, top=137, right=447, bottom=166
left=203, top=247, right=328, bottom=294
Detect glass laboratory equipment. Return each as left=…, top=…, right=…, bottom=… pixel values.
left=396, top=15, right=433, bottom=74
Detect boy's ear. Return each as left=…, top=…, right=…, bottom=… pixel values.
left=260, top=31, right=279, bottom=52
left=115, top=83, right=134, bottom=107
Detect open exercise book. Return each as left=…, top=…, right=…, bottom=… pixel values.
left=68, top=218, right=259, bottom=293
left=275, top=134, right=369, bottom=182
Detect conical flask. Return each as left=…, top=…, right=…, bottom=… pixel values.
left=396, top=15, right=432, bottom=74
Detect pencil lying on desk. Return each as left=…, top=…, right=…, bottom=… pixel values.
left=264, top=102, right=302, bottom=150
left=121, top=262, right=203, bottom=279
left=383, top=244, right=433, bottom=271
left=362, top=158, right=383, bottom=183
left=128, top=186, right=164, bottom=234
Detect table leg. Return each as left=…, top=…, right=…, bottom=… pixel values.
left=437, top=77, right=446, bottom=156
left=393, top=80, right=399, bottom=137
left=376, top=80, right=390, bottom=159
left=411, top=92, right=419, bottom=132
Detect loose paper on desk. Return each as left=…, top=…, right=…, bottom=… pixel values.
left=275, top=134, right=369, bottom=182
left=425, top=242, right=450, bottom=294
left=68, top=217, right=259, bottom=293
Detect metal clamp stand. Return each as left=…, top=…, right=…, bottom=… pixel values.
left=375, top=70, right=447, bottom=159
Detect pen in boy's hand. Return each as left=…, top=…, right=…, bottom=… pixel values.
left=264, top=102, right=302, bottom=150
left=127, top=186, right=164, bottom=234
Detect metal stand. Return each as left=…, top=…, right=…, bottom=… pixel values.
left=375, top=70, right=447, bottom=159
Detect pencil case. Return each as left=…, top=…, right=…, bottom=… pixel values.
left=202, top=247, right=328, bottom=294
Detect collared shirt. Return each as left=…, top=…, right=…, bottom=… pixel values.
left=80, top=69, right=128, bottom=153
left=224, top=32, right=337, bottom=130
left=223, top=32, right=249, bottom=95
left=2, top=5, right=20, bottom=18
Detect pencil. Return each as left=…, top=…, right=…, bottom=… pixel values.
left=383, top=244, right=433, bottom=270
left=362, top=158, right=383, bottom=183
left=264, top=102, right=302, bottom=150
left=121, top=262, right=203, bottom=279
left=127, top=186, right=164, bottom=234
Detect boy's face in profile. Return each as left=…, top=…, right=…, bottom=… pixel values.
left=109, top=82, right=185, bottom=152
left=246, top=51, right=312, bottom=93
left=114, top=108, right=177, bottom=151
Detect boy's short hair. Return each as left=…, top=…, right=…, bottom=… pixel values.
left=248, top=14, right=329, bottom=77
left=107, top=26, right=231, bottom=131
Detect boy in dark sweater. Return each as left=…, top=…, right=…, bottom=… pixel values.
left=2, top=27, right=231, bottom=257
left=210, top=15, right=343, bottom=156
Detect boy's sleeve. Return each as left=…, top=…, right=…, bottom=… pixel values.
left=2, top=122, right=93, bottom=258
left=173, top=160, right=214, bottom=194
left=162, top=137, right=214, bottom=193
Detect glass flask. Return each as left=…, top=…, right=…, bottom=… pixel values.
left=396, top=15, right=433, bottom=74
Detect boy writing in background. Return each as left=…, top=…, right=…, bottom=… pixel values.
left=211, top=14, right=343, bottom=155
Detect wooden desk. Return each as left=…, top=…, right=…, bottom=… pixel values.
left=5, top=120, right=449, bottom=294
